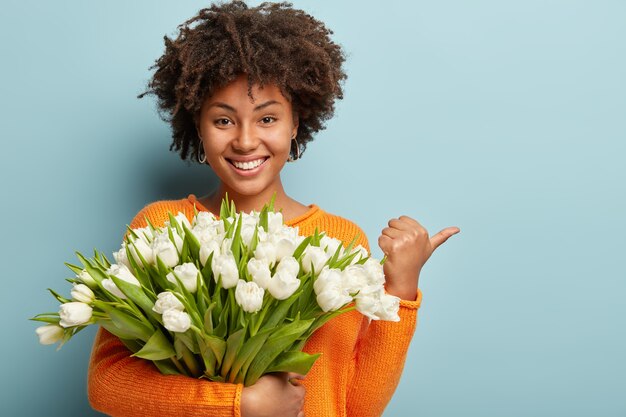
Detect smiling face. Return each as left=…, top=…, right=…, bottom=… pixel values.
left=195, top=74, right=299, bottom=200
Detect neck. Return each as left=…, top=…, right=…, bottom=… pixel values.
left=206, top=181, right=292, bottom=215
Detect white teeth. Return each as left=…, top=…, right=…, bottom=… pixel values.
left=231, top=158, right=266, bottom=170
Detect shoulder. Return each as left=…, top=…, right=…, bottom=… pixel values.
left=128, top=197, right=197, bottom=229
left=299, top=206, right=371, bottom=254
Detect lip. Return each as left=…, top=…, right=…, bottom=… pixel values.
left=226, top=156, right=269, bottom=177
left=226, top=155, right=269, bottom=163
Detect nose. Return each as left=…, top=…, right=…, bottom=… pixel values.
left=232, top=124, right=259, bottom=153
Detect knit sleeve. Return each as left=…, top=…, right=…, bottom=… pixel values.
left=345, top=230, right=422, bottom=417
left=87, top=201, right=243, bottom=417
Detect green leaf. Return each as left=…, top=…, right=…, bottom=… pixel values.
left=132, top=329, right=176, bottom=360
left=167, top=211, right=183, bottom=236
left=153, top=359, right=183, bottom=375
left=230, top=327, right=272, bottom=384
left=47, top=288, right=70, bottom=304
left=292, top=236, right=313, bottom=260
left=264, top=351, right=321, bottom=375
left=231, top=213, right=243, bottom=261
left=261, top=290, right=301, bottom=331
left=244, top=317, right=315, bottom=386
left=203, top=334, right=226, bottom=367
left=110, top=275, right=158, bottom=321
left=182, top=221, right=201, bottom=260
left=95, top=302, right=153, bottom=341
left=64, top=262, right=84, bottom=276
left=221, top=328, right=245, bottom=378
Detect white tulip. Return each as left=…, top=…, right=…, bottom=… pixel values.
left=35, top=324, right=64, bottom=345
left=247, top=258, right=272, bottom=289
left=77, top=269, right=97, bottom=288
left=212, top=252, right=239, bottom=289
left=276, top=256, right=300, bottom=278
left=341, top=264, right=370, bottom=295
left=374, top=293, right=401, bottom=322
left=235, top=280, right=265, bottom=313
left=267, top=211, right=284, bottom=234
left=172, top=212, right=192, bottom=229
left=362, top=258, right=386, bottom=286
left=268, top=270, right=300, bottom=300
left=59, top=302, right=93, bottom=328
left=153, top=291, right=185, bottom=314
left=199, top=240, right=221, bottom=266
left=241, top=224, right=258, bottom=248
left=301, top=246, right=329, bottom=275
left=221, top=237, right=234, bottom=255
left=354, top=286, right=383, bottom=320
left=162, top=309, right=191, bottom=333
left=152, top=233, right=179, bottom=267
left=192, top=211, right=217, bottom=228
left=71, top=284, right=95, bottom=304
left=166, top=262, right=200, bottom=293
left=320, top=235, right=343, bottom=257
left=113, top=246, right=132, bottom=270
left=129, top=238, right=155, bottom=265
left=254, top=241, right=277, bottom=267
left=103, top=264, right=141, bottom=299
left=313, top=267, right=352, bottom=312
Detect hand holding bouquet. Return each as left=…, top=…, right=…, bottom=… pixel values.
left=32, top=196, right=401, bottom=386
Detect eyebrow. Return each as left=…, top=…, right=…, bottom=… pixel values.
left=207, top=100, right=283, bottom=112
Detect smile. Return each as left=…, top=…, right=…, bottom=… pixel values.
left=226, top=157, right=269, bottom=175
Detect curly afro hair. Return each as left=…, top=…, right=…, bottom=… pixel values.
left=138, top=0, right=348, bottom=162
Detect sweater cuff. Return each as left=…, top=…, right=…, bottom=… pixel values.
left=234, top=383, right=243, bottom=417
left=399, top=288, right=422, bottom=310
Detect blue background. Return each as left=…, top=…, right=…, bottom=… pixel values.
left=1, top=0, right=624, bottom=416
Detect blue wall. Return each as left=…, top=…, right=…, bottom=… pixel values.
left=1, top=0, right=624, bottom=415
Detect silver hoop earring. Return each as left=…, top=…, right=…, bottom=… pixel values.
left=287, top=137, right=300, bottom=162
left=198, top=140, right=206, bottom=164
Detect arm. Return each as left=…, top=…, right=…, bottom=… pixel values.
left=345, top=292, right=421, bottom=417
left=87, top=203, right=242, bottom=417
left=88, top=328, right=243, bottom=417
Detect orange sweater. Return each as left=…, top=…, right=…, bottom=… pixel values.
left=88, top=194, right=422, bottom=417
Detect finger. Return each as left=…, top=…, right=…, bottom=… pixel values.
left=297, top=412, right=305, bottom=417
left=430, top=227, right=461, bottom=251
left=287, top=372, right=305, bottom=386
left=387, top=218, right=418, bottom=232
left=398, top=215, right=423, bottom=228
left=377, top=234, right=393, bottom=255
left=381, top=226, right=403, bottom=239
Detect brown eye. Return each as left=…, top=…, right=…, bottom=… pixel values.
left=215, top=118, right=231, bottom=126
left=261, top=116, right=276, bottom=124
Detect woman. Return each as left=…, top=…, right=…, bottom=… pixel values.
left=87, top=2, right=459, bottom=416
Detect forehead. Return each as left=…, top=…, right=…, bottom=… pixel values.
left=205, top=74, right=289, bottom=109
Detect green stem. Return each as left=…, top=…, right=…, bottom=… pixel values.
left=170, top=356, right=189, bottom=376
left=181, top=344, right=202, bottom=378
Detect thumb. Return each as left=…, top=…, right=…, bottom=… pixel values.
left=286, top=372, right=305, bottom=386
left=429, top=227, right=460, bottom=251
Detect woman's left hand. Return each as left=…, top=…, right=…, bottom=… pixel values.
left=377, top=216, right=460, bottom=301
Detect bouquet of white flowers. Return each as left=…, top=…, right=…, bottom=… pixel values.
left=32, top=196, right=400, bottom=386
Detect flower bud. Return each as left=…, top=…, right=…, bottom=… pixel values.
left=212, top=252, right=239, bottom=289
left=162, top=309, right=191, bottom=333
left=167, top=262, right=200, bottom=293
left=153, top=291, right=185, bottom=314
left=59, top=302, right=93, bottom=328
left=235, top=280, right=264, bottom=313
left=77, top=269, right=97, bottom=288
left=268, top=270, right=300, bottom=300
left=301, top=246, right=329, bottom=275
left=35, top=324, right=64, bottom=345
left=247, top=258, right=271, bottom=289
left=71, top=284, right=95, bottom=303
